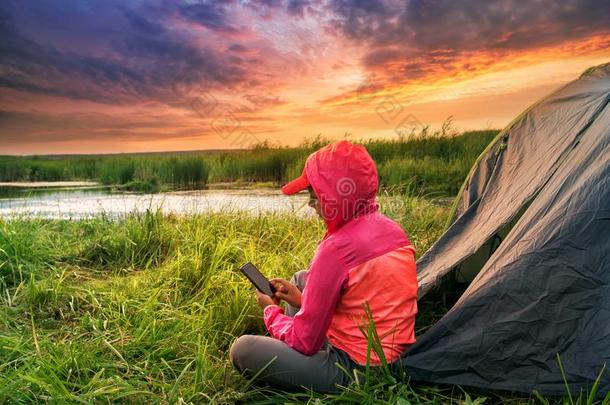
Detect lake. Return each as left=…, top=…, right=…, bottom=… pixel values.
left=0, top=182, right=452, bottom=220
left=0, top=184, right=311, bottom=219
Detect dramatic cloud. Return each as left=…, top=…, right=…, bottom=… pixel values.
left=0, top=1, right=257, bottom=106
left=0, top=0, right=608, bottom=153
left=329, top=0, right=610, bottom=81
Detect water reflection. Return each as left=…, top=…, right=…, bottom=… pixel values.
left=0, top=187, right=311, bottom=219
left=0, top=186, right=108, bottom=199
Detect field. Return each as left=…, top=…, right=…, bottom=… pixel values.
left=0, top=198, right=463, bottom=404
left=0, top=130, right=497, bottom=196
left=1, top=130, right=598, bottom=404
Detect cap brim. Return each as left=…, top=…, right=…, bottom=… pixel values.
left=281, top=172, right=309, bottom=195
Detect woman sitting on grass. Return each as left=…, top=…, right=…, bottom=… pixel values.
left=230, top=140, right=418, bottom=392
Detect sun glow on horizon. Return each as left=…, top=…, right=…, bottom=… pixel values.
left=1, top=1, right=609, bottom=154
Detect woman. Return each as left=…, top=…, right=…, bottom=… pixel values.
left=230, top=140, right=418, bottom=392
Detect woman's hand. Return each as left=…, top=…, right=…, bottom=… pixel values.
left=254, top=290, right=279, bottom=310
left=270, top=278, right=302, bottom=308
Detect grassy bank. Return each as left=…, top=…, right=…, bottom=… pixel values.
left=0, top=130, right=497, bottom=195
left=3, top=129, right=595, bottom=403
left=0, top=195, right=466, bottom=404
left=3, top=198, right=595, bottom=403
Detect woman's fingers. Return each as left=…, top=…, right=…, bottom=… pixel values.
left=274, top=292, right=298, bottom=307
left=270, top=278, right=291, bottom=293
left=274, top=291, right=289, bottom=301
left=254, top=290, right=276, bottom=309
left=270, top=278, right=290, bottom=286
left=270, top=278, right=301, bottom=307
left=271, top=282, right=288, bottom=294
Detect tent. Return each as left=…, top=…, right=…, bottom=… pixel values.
left=402, top=63, right=610, bottom=396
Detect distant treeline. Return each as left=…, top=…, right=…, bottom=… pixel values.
left=0, top=130, right=498, bottom=195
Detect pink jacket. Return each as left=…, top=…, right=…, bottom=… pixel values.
left=264, top=141, right=418, bottom=365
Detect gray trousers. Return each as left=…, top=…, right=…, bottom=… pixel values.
left=230, top=270, right=364, bottom=392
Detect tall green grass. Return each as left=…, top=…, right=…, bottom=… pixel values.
left=0, top=130, right=497, bottom=195
left=3, top=127, right=604, bottom=403
left=0, top=195, right=454, bottom=403
left=1, top=197, right=602, bottom=403
left=0, top=155, right=210, bottom=191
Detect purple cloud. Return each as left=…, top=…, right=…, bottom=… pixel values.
left=0, top=0, right=251, bottom=106
left=329, top=0, right=610, bottom=80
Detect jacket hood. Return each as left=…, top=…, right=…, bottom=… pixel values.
left=304, top=140, right=379, bottom=234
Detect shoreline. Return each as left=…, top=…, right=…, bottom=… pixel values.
left=0, top=181, right=100, bottom=188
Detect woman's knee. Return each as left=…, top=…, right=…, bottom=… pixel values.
left=291, top=270, right=308, bottom=291
left=229, top=335, right=256, bottom=371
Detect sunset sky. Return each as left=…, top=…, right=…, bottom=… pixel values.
left=1, top=0, right=609, bottom=154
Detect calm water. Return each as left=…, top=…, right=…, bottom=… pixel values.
left=0, top=186, right=311, bottom=219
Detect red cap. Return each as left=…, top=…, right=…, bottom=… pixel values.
left=281, top=170, right=309, bottom=195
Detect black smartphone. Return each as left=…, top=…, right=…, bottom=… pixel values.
left=239, top=262, right=277, bottom=297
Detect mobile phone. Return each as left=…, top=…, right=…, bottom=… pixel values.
left=239, top=262, right=277, bottom=297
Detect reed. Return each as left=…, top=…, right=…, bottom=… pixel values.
left=0, top=130, right=497, bottom=195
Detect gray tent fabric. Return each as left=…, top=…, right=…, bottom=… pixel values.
left=403, top=63, right=610, bottom=396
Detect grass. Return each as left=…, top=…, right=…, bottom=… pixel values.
left=0, top=155, right=210, bottom=191
left=0, top=194, right=462, bottom=404
left=0, top=129, right=497, bottom=195
left=2, top=128, right=606, bottom=403
left=2, top=198, right=605, bottom=403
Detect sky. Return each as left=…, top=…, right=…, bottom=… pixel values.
left=1, top=0, right=609, bottom=155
